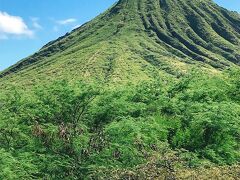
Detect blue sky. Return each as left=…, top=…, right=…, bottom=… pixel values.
left=0, top=0, right=239, bottom=71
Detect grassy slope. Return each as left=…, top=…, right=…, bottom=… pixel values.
left=0, top=0, right=239, bottom=88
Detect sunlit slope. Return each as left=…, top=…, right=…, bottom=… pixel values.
left=0, top=0, right=240, bottom=86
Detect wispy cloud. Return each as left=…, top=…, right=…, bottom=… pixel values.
left=31, top=17, right=42, bottom=29
left=0, top=11, right=33, bottom=38
left=57, top=18, right=77, bottom=25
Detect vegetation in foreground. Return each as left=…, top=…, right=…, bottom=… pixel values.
left=0, top=69, right=239, bottom=179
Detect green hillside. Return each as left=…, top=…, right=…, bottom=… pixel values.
left=1, top=0, right=240, bottom=87
left=0, top=0, right=240, bottom=179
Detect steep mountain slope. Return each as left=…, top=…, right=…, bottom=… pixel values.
left=0, top=0, right=240, bottom=87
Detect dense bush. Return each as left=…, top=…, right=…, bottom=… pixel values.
left=0, top=70, right=239, bottom=178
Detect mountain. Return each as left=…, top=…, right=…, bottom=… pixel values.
left=0, top=0, right=240, bottom=87
left=0, top=0, right=240, bottom=179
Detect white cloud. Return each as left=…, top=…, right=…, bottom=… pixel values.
left=57, top=18, right=77, bottom=25
left=0, top=11, right=33, bottom=38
